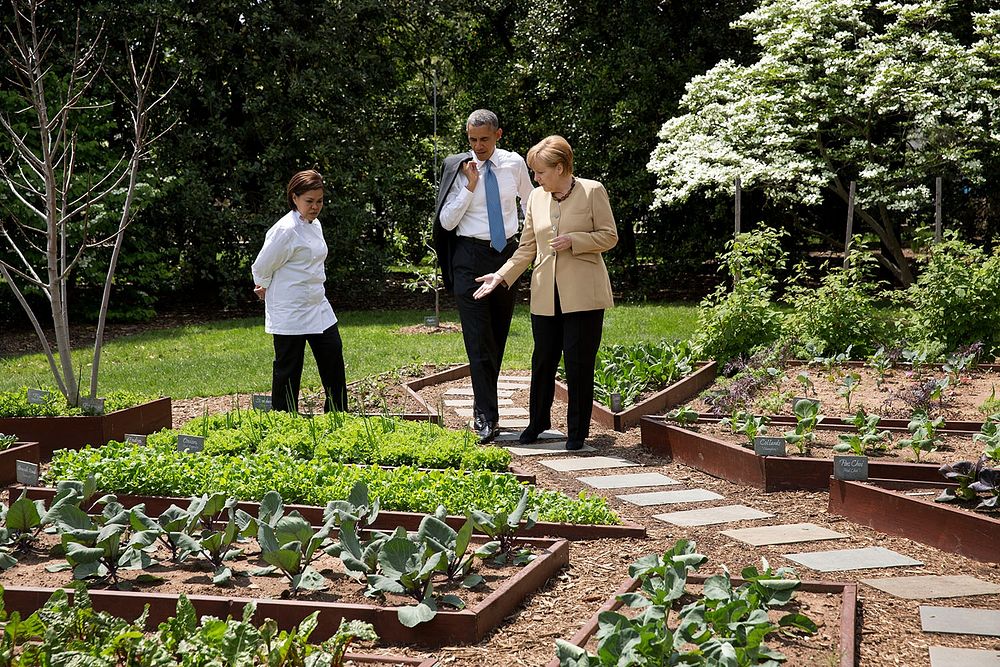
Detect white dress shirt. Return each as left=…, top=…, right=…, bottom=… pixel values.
left=251, top=210, right=337, bottom=335
left=439, top=148, right=533, bottom=241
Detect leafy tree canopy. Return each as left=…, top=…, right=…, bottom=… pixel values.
left=648, top=0, right=1000, bottom=284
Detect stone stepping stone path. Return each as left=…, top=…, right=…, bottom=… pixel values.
left=617, top=488, right=724, bottom=507
left=506, top=442, right=593, bottom=456
left=495, top=429, right=565, bottom=443
left=497, top=381, right=531, bottom=390
left=444, top=398, right=513, bottom=408
left=720, top=523, right=848, bottom=546
left=454, top=407, right=529, bottom=418
left=500, top=417, right=530, bottom=428
left=444, top=387, right=514, bottom=398
left=920, top=605, right=1000, bottom=637
left=861, top=575, right=1000, bottom=600
left=783, top=547, right=922, bottom=572
left=577, top=472, right=681, bottom=489
left=654, top=505, right=773, bottom=527
left=539, top=456, right=640, bottom=472
left=929, top=646, right=1000, bottom=666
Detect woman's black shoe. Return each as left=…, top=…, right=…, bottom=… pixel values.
left=565, top=439, right=584, bottom=451
left=518, top=428, right=542, bottom=445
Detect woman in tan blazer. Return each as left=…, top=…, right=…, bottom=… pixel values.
left=474, top=135, right=618, bottom=450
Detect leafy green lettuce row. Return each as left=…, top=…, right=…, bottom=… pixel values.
left=46, top=445, right=620, bottom=525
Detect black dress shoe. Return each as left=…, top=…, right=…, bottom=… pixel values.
left=518, top=427, right=543, bottom=445
left=565, top=439, right=584, bottom=451
left=477, top=421, right=500, bottom=444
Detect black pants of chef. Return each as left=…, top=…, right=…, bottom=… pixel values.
left=271, top=323, right=348, bottom=413
left=452, top=235, right=518, bottom=425
left=527, top=287, right=604, bottom=442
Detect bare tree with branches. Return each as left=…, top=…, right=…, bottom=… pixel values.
left=0, top=0, right=175, bottom=405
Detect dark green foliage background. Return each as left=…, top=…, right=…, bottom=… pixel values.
left=2, top=0, right=997, bottom=325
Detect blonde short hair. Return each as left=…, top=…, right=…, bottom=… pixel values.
left=527, top=135, right=573, bottom=175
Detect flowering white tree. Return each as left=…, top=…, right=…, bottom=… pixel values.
left=0, top=0, right=174, bottom=404
left=648, top=0, right=1000, bottom=285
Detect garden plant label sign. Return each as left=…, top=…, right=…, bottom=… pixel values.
left=753, top=436, right=786, bottom=456
left=80, top=397, right=105, bottom=415
left=177, top=434, right=205, bottom=453
left=834, top=455, right=869, bottom=480
left=252, top=394, right=272, bottom=411
left=424, top=316, right=439, bottom=327
left=124, top=433, right=148, bottom=445
left=16, top=460, right=39, bottom=486
left=610, top=392, right=623, bottom=413
left=26, top=389, right=51, bottom=404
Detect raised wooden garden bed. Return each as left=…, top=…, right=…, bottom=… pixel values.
left=555, top=361, right=718, bottom=432
left=828, top=478, right=1000, bottom=564
left=16, top=487, right=646, bottom=541
left=0, top=536, right=569, bottom=647
left=640, top=417, right=942, bottom=492
left=0, top=440, right=39, bottom=486
left=404, top=364, right=473, bottom=415
left=0, top=397, right=172, bottom=459
left=544, top=574, right=858, bottom=667
left=405, top=362, right=720, bottom=433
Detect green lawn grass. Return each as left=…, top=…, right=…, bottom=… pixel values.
left=0, top=303, right=698, bottom=399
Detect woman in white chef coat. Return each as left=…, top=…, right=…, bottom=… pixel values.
left=251, top=170, right=347, bottom=413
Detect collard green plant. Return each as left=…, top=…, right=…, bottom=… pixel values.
left=366, top=531, right=460, bottom=628
left=556, top=540, right=815, bottom=666
left=471, top=488, right=538, bottom=565
left=898, top=411, right=945, bottom=462
left=664, top=405, right=699, bottom=425
left=48, top=494, right=153, bottom=587
left=419, top=507, right=485, bottom=588
left=834, top=410, right=892, bottom=456
left=975, top=415, right=1000, bottom=462
left=783, top=399, right=823, bottom=454
left=0, top=491, right=54, bottom=571
left=866, top=346, right=897, bottom=389
left=723, top=411, right=770, bottom=448
left=128, top=503, right=202, bottom=564
left=837, top=373, right=861, bottom=411
left=256, top=504, right=335, bottom=595
left=794, top=370, right=814, bottom=397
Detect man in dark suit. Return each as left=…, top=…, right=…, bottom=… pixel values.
left=433, top=109, right=533, bottom=443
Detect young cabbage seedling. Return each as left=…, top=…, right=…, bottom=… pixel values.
left=837, top=372, right=861, bottom=411
left=834, top=410, right=891, bottom=456
left=898, top=411, right=945, bottom=462
left=470, top=487, right=538, bottom=565
left=783, top=399, right=823, bottom=454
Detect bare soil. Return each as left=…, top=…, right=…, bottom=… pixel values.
left=694, top=421, right=987, bottom=465
left=689, top=363, right=1000, bottom=423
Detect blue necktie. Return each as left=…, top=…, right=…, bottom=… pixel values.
left=481, top=160, right=506, bottom=252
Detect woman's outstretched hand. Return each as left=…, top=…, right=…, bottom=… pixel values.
left=473, top=273, right=504, bottom=299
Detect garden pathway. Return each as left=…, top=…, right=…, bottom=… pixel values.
left=436, top=376, right=1000, bottom=663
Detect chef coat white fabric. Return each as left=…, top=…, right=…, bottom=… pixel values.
left=251, top=210, right=337, bottom=335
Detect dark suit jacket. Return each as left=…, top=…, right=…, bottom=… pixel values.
left=433, top=152, right=473, bottom=293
